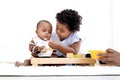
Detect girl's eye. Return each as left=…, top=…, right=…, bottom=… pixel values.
left=60, top=30, right=64, bottom=33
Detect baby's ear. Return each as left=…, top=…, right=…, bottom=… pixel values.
left=36, top=30, right=38, bottom=34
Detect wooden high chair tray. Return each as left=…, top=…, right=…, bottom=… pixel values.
left=38, top=56, right=51, bottom=58
left=31, top=53, right=96, bottom=66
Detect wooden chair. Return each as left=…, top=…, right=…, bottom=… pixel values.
left=31, top=53, right=96, bottom=66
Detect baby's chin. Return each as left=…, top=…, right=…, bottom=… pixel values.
left=43, top=38, right=49, bottom=41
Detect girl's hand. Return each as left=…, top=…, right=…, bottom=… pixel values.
left=98, top=48, right=120, bottom=66
left=48, top=41, right=60, bottom=49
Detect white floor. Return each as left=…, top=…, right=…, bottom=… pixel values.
left=0, top=63, right=120, bottom=75
left=0, top=76, right=120, bottom=80
left=0, top=47, right=120, bottom=79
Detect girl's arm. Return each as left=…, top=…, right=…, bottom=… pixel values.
left=49, top=40, right=81, bottom=55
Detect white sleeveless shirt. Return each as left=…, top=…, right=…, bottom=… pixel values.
left=51, top=32, right=81, bottom=57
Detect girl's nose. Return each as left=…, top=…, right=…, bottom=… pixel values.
left=56, top=30, right=60, bottom=35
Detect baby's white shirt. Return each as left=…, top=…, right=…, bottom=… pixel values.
left=32, top=36, right=52, bottom=57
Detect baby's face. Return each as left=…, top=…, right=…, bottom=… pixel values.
left=36, top=22, right=52, bottom=41
left=56, top=21, right=72, bottom=41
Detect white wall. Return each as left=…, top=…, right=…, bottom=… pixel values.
left=112, top=0, right=120, bottom=50
left=0, top=0, right=114, bottom=61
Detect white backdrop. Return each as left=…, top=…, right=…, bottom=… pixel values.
left=112, top=0, right=120, bottom=50
left=0, top=0, right=118, bottom=61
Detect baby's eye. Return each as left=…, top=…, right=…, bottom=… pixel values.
left=49, top=31, right=52, bottom=34
left=42, top=29, right=46, bottom=32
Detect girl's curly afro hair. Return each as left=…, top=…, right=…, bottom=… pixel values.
left=56, top=9, right=82, bottom=32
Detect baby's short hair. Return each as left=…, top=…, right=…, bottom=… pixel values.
left=36, top=20, right=52, bottom=29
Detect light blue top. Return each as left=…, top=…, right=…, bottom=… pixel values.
left=51, top=32, right=81, bottom=57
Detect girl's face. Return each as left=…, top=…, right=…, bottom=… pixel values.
left=36, top=22, right=52, bottom=41
left=56, top=21, right=73, bottom=41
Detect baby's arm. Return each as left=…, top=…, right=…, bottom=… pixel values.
left=29, top=39, right=35, bottom=52
left=29, top=40, right=45, bottom=57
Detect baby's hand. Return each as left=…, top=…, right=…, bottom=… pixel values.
left=41, top=48, right=47, bottom=53
left=34, top=46, right=45, bottom=53
left=31, top=46, right=45, bottom=57
left=39, top=46, right=45, bottom=50
left=41, top=47, right=53, bottom=53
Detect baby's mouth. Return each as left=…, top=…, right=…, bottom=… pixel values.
left=43, top=38, right=48, bottom=41
left=43, top=36, right=49, bottom=41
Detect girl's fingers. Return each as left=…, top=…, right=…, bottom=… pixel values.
left=106, top=48, right=119, bottom=54
left=99, top=57, right=113, bottom=63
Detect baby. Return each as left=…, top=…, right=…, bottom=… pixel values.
left=30, top=20, right=53, bottom=57
left=15, top=20, right=53, bottom=67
